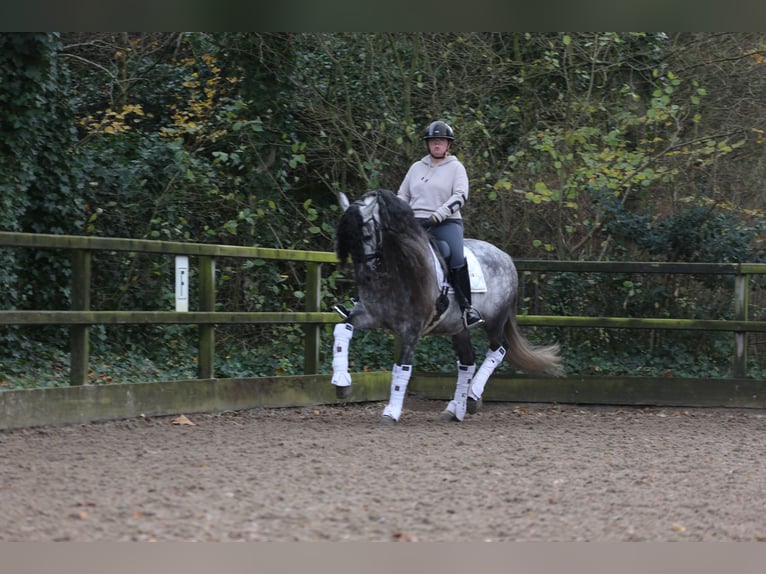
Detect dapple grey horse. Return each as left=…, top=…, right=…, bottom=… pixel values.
left=331, top=189, right=563, bottom=424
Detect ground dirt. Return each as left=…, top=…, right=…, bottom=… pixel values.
left=3, top=398, right=766, bottom=542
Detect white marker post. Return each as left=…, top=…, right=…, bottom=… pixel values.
left=175, top=256, right=189, bottom=312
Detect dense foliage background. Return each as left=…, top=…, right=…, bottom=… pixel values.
left=2, top=32, right=766, bottom=388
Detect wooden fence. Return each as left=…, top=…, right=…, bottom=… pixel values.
left=2, top=231, right=766, bottom=429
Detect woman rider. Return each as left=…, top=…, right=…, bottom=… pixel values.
left=397, top=120, right=484, bottom=329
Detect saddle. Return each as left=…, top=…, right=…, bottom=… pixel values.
left=427, top=238, right=487, bottom=294
left=424, top=239, right=487, bottom=334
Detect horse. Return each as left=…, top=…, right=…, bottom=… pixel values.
left=330, top=188, right=564, bottom=424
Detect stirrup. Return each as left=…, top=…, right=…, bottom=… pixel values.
left=463, top=307, right=485, bottom=329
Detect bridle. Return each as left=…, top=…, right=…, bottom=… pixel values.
left=353, top=192, right=383, bottom=270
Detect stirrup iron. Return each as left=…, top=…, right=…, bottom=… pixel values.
left=463, top=307, right=485, bottom=329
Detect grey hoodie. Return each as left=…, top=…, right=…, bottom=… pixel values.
left=397, top=154, right=469, bottom=223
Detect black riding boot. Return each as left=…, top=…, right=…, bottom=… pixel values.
left=449, top=264, right=484, bottom=329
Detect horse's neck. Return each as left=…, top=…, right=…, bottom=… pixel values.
left=355, top=241, right=441, bottom=295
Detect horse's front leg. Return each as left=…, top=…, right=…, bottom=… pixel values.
left=441, top=330, right=477, bottom=422
left=380, top=328, right=419, bottom=425
left=331, top=322, right=354, bottom=398
left=331, top=302, right=376, bottom=399
left=440, top=363, right=475, bottom=422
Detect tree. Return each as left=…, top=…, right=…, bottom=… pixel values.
left=0, top=32, right=83, bottom=311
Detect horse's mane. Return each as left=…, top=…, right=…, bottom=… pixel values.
left=336, top=189, right=438, bottom=314
left=376, top=189, right=434, bottom=274
left=335, top=205, right=364, bottom=269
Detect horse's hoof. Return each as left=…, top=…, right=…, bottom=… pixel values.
left=336, top=386, right=352, bottom=400
left=439, top=410, right=459, bottom=422
left=466, top=397, right=482, bottom=415
left=380, top=414, right=398, bottom=426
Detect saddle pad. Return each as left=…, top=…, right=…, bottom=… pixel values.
left=430, top=245, right=487, bottom=294
left=465, top=246, right=487, bottom=293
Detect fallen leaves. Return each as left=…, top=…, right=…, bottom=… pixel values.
left=392, top=531, right=418, bottom=542
left=171, top=414, right=196, bottom=426
left=69, top=501, right=97, bottom=520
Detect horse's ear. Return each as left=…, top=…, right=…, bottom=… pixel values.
left=337, top=192, right=350, bottom=212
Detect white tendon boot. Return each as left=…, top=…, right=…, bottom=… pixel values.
left=381, top=364, right=412, bottom=422
left=331, top=323, right=354, bottom=390
left=444, top=362, right=476, bottom=421
left=467, top=346, right=506, bottom=413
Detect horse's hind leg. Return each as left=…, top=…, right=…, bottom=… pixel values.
left=466, top=345, right=506, bottom=414
left=466, top=320, right=508, bottom=414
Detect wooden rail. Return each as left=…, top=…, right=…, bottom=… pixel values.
left=513, top=259, right=766, bottom=378
left=0, top=231, right=339, bottom=385
left=3, top=231, right=766, bottom=383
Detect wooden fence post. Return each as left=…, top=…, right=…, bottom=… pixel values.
left=304, top=262, right=322, bottom=374
left=733, top=270, right=749, bottom=378
left=198, top=256, right=215, bottom=379
left=70, top=250, right=91, bottom=386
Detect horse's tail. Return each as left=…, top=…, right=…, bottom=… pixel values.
left=503, top=315, right=565, bottom=377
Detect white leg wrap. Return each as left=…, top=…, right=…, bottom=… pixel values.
left=382, top=364, right=412, bottom=421
left=468, top=346, right=506, bottom=400
left=446, top=362, right=475, bottom=421
left=331, top=323, right=354, bottom=387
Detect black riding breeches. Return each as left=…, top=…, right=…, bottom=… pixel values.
left=418, top=218, right=465, bottom=269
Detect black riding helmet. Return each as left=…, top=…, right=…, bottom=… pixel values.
left=423, top=120, right=455, bottom=141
